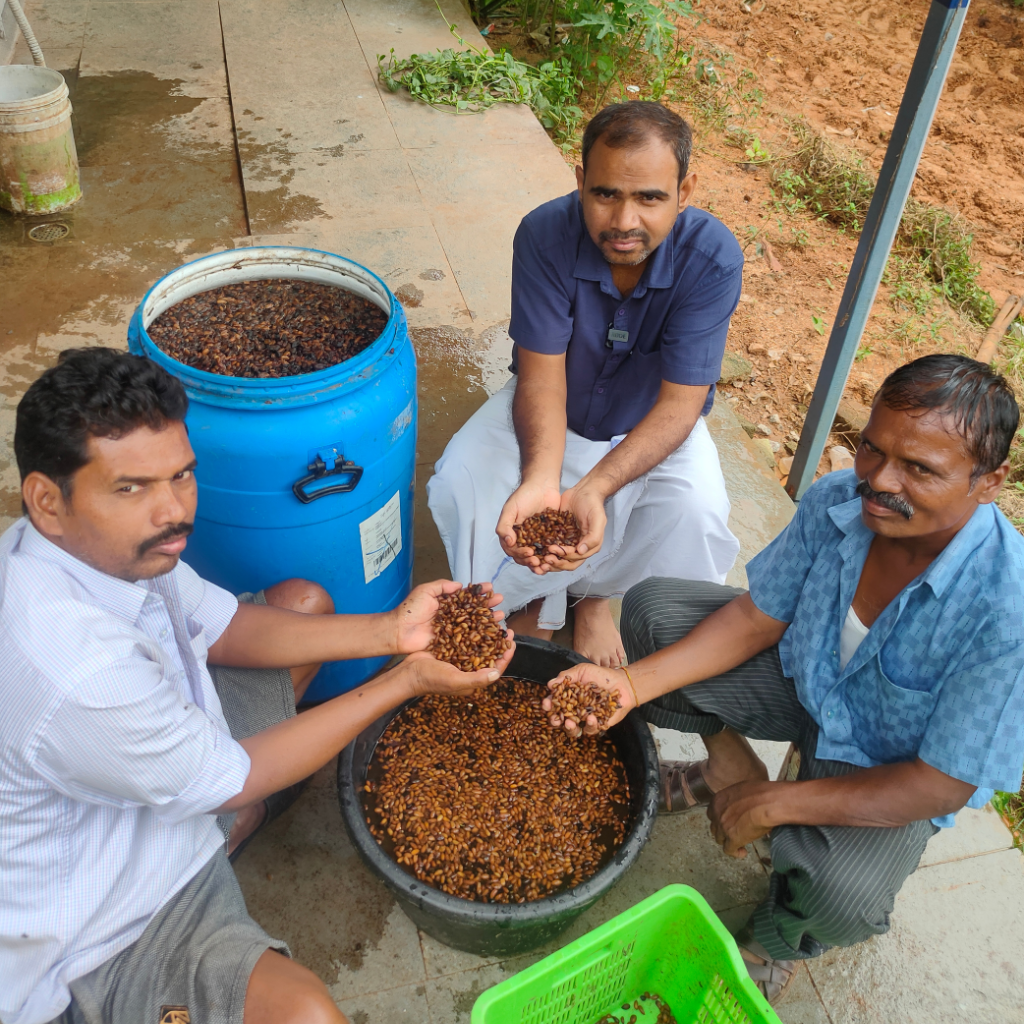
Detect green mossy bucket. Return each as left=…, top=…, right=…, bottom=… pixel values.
left=0, top=65, right=81, bottom=215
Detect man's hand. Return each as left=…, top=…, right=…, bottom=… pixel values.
left=708, top=780, right=780, bottom=858
left=541, top=663, right=635, bottom=737
left=537, top=482, right=607, bottom=571
left=495, top=480, right=563, bottom=573
left=392, top=580, right=505, bottom=655
left=404, top=640, right=515, bottom=696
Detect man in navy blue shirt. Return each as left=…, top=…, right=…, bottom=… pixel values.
left=428, top=103, right=744, bottom=665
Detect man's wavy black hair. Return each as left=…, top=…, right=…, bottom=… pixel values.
left=15, top=348, right=188, bottom=505
left=581, top=101, right=693, bottom=184
left=875, top=354, right=1019, bottom=482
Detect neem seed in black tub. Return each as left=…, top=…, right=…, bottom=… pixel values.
left=337, top=636, right=660, bottom=956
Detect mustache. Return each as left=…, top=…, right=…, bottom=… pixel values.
left=137, top=521, right=194, bottom=557
left=598, top=228, right=651, bottom=245
left=855, top=479, right=915, bottom=520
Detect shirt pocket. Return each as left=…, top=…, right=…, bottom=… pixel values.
left=186, top=616, right=209, bottom=662
left=846, top=657, right=938, bottom=763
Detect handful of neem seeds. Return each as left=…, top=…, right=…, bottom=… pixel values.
left=427, top=584, right=512, bottom=671
left=513, top=508, right=582, bottom=555
left=548, top=677, right=622, bottom=730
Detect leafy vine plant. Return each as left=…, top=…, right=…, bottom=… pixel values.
left=377, top=3, right=583, bottom=144
left=378, top=1, right=696, bottom=148
left=560, top=0, right=695, bottom=108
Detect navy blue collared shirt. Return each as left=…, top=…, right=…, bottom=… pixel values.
left=748, top=469, right=1024, bottom=827
left=508, top=191, right=744, bottom=441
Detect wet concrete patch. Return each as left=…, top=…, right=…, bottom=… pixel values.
left=72, top=70, right=210, bottom=165
left=54, top=70, right=247, bottom=243
left=244, top=186, right=329, bottom=234
left=409, top=325, right=506, bottom=584
left=394, top=283, right=424, bottom=308
left=233, top=760, right=397, bottom=983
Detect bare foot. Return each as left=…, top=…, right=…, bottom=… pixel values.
left=702, top=728, right=770, bottom=792
left=227, top=800, right=267, bottom=857
left=507, top=598, right=554, bottom=641
left=573, top=598, right=625, bottom=667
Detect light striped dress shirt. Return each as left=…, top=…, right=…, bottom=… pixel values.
left=0, top=519, right=250, bottom=1024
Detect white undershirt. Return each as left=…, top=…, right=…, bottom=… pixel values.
left=839, top=605, right=871, bottom=671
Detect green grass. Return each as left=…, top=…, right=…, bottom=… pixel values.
left=772, top=122, right=995, bottom=329
left=996, top=328, right=1024, bottom=484
left=377, top=41, right=583, bottom=143
left=992, top=786, right=1024, bottom=849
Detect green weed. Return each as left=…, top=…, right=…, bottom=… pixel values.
left=992, top=787, right=1023, bottom=848
left=812, top=315, right=827, bottom=336
left=557, top=0, right=695, bottom=107
left=377, top=20, right=583, bottom=142
left=772, top=125, right=875, bottom=230
left=897, top=202, right=995, bottom=326
left=855, top=345, right=873, bottom=361
left=773, top=122, right=995, bottom=328
left=664, top=43, right=763, bottom=129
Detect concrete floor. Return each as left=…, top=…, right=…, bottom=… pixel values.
left=3, top=2, right=1024, bottom=1022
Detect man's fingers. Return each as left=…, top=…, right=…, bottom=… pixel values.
left=494, top=637, right=516, bottom=670
left=420, top=578, right=462, bottom=596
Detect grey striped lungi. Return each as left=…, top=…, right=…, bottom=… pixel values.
left=621, top=577, right=939, bottom=961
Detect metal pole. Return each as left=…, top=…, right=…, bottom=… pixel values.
left=786, top=0, right=971, bottom=500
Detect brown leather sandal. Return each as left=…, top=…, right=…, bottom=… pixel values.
left=737, top=935, right=797, bottom=1005
left=658, top=759, right=714, bottom=814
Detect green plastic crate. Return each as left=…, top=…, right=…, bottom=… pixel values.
left=471, top=884, right=782, bottom=1024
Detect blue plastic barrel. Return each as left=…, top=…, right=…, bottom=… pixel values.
left=128, top=247, right=416, bottom=701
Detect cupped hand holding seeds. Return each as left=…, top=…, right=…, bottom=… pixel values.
left=543, top=664, right=636, bottom=738
left=495, top=481, right=565, bottom=572
left=542, top=483, right=607, bottom=571
left=403, top=644, right=515, bottom=696
left=426, top=583, right=515, bottom=674
left=393, top=579, right=506, bottom=655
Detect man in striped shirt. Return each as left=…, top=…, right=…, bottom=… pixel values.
left=0, top=349, right=513, bottom=1024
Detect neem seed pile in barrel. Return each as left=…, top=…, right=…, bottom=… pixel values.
left=363, top=679, right=631, bottom=903
left=514, top=509, right=582, bottom=554
left=148, top=279, right=388, bottom=377
left=427, top=584, right=512, bottom=672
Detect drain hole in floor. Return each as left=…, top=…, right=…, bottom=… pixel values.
left=28, top=222, right=70, bottom=242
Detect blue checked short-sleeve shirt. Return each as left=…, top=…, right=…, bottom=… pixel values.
left=508, top=192, right=743, bottom=441
left=747, top=470, right=1024, bottom=826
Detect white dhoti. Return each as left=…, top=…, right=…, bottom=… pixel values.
left=426, top=380, right=740, bottom=630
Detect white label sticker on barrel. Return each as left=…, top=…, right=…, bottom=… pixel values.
left=359, top=491, right=402, bottom=584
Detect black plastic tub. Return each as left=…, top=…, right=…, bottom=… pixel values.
left=337, top=635, right=660, bottom=956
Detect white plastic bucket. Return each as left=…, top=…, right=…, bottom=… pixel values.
left=0, top=65, right=81, bottom=214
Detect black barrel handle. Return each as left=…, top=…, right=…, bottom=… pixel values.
left=292, top=453, right=363, bottom=503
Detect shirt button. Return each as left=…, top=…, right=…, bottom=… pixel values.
left=597, top=387, right=604, bottom=394
left=160, top=628, right=169, bottom=639
left=827, top=710, right=834, bottom=718
left=617, top=309, right=625, bottom=317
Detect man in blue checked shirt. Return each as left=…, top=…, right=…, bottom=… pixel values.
left=546, top=354, right=1024, bottom=1004
left=0, top=350, right=514, bottom=1024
